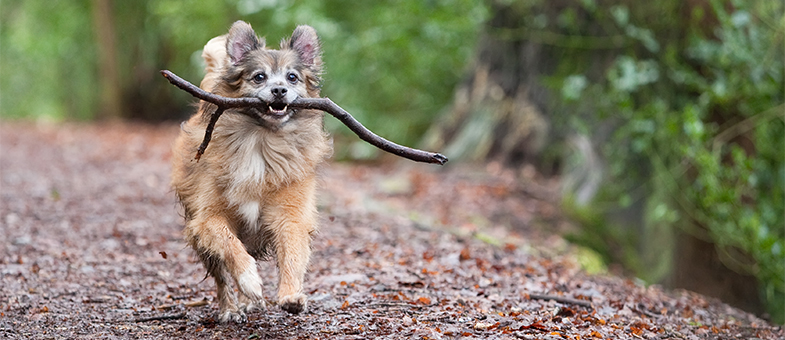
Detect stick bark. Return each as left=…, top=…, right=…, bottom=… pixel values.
left=161, top=70, right=447, bottom=165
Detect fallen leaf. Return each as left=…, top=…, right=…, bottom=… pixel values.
left=459, top=248, right=471, bottom=261
left=519, top=321, right=548, bottom=331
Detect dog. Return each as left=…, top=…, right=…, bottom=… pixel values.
left=171, top=20, right=331, bottom=323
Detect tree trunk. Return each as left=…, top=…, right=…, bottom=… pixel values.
left=423, top=3, right=549, bottom=170
left=422, top=1, right=620, bottom=173
left=91, top=0, right=123, bottom=119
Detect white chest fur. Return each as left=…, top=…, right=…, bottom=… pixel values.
left=223, top=130, right=266, bottom=228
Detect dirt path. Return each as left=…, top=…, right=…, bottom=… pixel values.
left=1, top=122, right=781, bottom=339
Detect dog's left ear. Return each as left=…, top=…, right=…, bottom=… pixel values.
left=287, top=25, right=321, bottom=69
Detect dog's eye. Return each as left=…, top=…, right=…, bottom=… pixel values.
left=287, top=73, right=298, bottom=83
left=252, top=73, right=266, bottom=83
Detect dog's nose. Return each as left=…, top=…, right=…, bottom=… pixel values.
left=271, top=87, right=287, bottom=98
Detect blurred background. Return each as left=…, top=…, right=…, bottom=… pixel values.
left=1, top=0, right=782, bottom=323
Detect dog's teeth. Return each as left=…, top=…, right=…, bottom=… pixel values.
left=266, top=104, right=288, bottom=117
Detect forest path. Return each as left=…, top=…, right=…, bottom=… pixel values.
left=1, top=122, right=780, bottom=339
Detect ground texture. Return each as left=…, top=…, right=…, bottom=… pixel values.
left=1, top=122, right=782, bottom=339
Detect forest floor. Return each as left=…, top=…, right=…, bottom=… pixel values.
left=1, top=122, right=782, bottom=339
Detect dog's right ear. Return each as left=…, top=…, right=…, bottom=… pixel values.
left=226, top=21, right=264, bottom=65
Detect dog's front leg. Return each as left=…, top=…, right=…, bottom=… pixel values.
left=264, top=176, right=318, bottom=314
left=186, top=214, right=265, bottom=322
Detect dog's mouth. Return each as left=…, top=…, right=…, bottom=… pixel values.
left=250, top=97, right=297, bottom=128
left=267, top=101, right=290, bottom=118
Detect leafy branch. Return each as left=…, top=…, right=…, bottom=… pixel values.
left=161, top=70, right=448, bottom=165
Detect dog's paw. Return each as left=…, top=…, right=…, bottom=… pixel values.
left=279, top=293, right=307, bottom=314
left=240, top=301, right=266, bottom=313
left=218, top=309, right=247, bottom=324
left=239, top=294, right=267, bottom=313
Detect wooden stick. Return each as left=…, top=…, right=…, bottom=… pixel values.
left=161, top=70, right=448, bottom=165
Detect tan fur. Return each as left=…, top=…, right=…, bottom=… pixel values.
left=171, top=21, right=330, bottom=323
left=199, top=35, right=228, bottom=91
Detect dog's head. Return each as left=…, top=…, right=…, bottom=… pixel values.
left=210, top=21, right=322, bottom=127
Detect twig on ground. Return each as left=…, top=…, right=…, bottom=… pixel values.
left=157, top=298, right=210, bottom=311
left=527, top=293, right=593, bottom=308
left=134, top=312, right=187, bottom=323
left=161, top=70, right=448, bottom=165
left=82, top=296, right=112, bottom=303
left=367, top=302, right=416, bottom=308
left=631, top=305, right=661, bottom=318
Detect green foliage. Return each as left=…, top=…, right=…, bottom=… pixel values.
left=0, top=0, right=486, bottom=150
left=1, top=1, right=98, bottom=120
left=553, top=0, right=784, bottom=322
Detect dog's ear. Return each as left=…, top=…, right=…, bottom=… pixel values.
left=226, top=21, right=263, bottom=65
left=200, top=35, right=228, bottom=90
left=287, top=25, right=321, bottom=69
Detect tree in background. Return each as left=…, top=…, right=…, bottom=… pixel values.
left=91, top=0, right=122, bottom=119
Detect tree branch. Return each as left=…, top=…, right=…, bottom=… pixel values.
left=161, top=70, right=448, bottom=165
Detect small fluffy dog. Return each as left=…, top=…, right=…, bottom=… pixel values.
left=171, top=21, right=331, bottom=323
